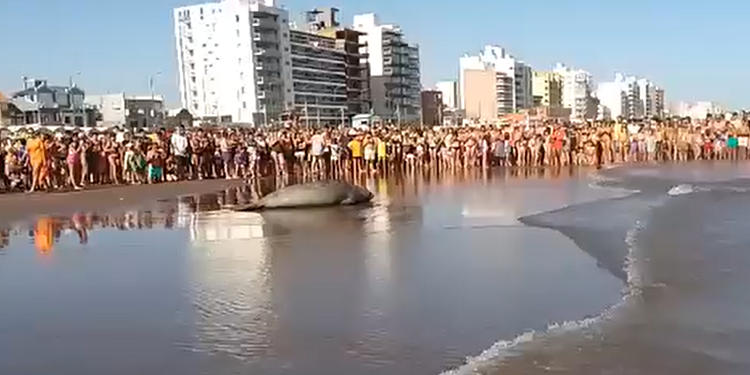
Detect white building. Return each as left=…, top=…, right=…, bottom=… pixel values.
left=596, top=73, right=665, bottom=120
left=459, top=45, right=533, bottom=115
left=354, top=13, right=421, bottom=123
left=553, top=63, right=596, bottom=120
left=173, top=0, right=293, bottom=126
left=85, top=94, right=165, bottom=128
left=670, top=101, right=724, bottom=119
left=435, top=80, right=457, bottom=110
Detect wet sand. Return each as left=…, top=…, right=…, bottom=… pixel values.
left=0, top=168, right=626, bottom=375
left=0, top=179, right=246, bottom=224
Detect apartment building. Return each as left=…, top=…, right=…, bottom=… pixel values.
left=289, top=29, right=348, bottom=126
left=553, top=63, right=597, bottom=120
left=435, top=80, right=457, bottom=110
left=299, top=7, right=370, bottom=120
left=354, top=13, right=421, bottom=124
left=637, top=78, right=665, bottom=119
left=532, top=71, right=562, bottom=108
left=459, top=45, right=533, bottom=116
left=596, top=73, right=651, bottom=120
left=173, top=0, right=293, bottom=126
left=85, top=94, right=165, bottom=128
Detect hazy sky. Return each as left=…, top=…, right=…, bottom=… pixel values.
left=1, top=0, right=748, bottom=109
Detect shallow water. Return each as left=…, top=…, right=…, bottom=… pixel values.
left=0, top=168, right=624, bottom=374
left=450, top=162, right=750, bottom=375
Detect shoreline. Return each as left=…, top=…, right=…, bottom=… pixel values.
left=0, top=179, right=246, bottom=224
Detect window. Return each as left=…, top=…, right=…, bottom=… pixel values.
left=242, top=102, right=246, bottom=109
left=236, top=15, right=239, bottom=22
left=241, top=87, right=245, bottom=94
left=191, top=77, right=196, bottom=83
left=137, top=108, right=145, bottom=115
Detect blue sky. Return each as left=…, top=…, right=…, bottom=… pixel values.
left=1, top=0, right=748, bottom=109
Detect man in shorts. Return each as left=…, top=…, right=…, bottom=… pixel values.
left=310, top=130, right=325, bottom=174
left=170, top=126, right=190, bottom=180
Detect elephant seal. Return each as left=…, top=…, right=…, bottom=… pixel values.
left=234, top=181, right=373, bottom=211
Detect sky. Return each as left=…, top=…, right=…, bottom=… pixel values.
left=1, top=0, right=748, bottom=109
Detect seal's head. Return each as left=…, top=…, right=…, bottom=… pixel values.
left=345, top=184, right=374, bottom=205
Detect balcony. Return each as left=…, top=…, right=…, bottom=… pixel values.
left=252, top=17, right=277, bottom=31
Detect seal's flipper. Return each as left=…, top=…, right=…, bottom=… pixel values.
left=233, top=203, right=264, bottom=212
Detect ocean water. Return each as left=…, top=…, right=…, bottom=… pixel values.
left=0, top=169, right=626, bottom=375
left=448, top=162, right=750, bottom=375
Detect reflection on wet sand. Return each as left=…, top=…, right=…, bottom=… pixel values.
left=5, top=166, right=595, bottom=255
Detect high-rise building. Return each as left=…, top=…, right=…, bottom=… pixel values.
left=459, top=45, right=533, bottom=115
left=173, top=0, right=293, bottom=126
left=596, top=73, right=662, bottom=120
left=637, top=78, right=665, bottom=119
left=553, top=63, right=597, bottom=120
left=354, top=13, right=421, bottom=124
left=462, top=68, right=497, bottom=122
left=435, top=80, right=457, bottom=110
left=302, top=7, right=370, bottom=117
left=288, top=30, right=348, bottom=126
left=532, top=71, right=562, bottom=108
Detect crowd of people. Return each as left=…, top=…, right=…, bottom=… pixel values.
left=2, top=115, right=749, bottom=193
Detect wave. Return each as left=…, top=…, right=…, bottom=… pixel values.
left=668, top=184, right=695, bottom=196
left=442, top=209, right=649, bottom=375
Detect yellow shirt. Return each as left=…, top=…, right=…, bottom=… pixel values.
left=377, top=140, right=387, bottom=158
left=348, top=140, right=362, bottom=158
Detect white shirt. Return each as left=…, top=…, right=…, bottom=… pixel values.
left=311, top=134, right=324, bottom=156
left=171, top=133, right=189, bottom=156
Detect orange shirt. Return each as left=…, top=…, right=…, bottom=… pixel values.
left=27, top=137, right=47, bottom=167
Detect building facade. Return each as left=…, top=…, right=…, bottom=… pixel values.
left=637, top=78, right=665, bottom=119
left=596, top=73, right=662, bottom=120
left=0, top=91, right=23, bottom=126
left=10, top=78, right=89, bottom=126
left=174, top=0, right=293, bottom=126
left=354, top=13, right=421, bottom=124
left=297, top=7, right=370, bottom=123
left=289, top=30, right=348, bottom=126
left=532, top=71, right=562, bottom=108
left=459, top=45, right=533, bottom=116
left=435, top=80, right=457, bottom=110
left=420, top=90, right=443, bottom=126
left=463, top=68, right=498, bottom=122
left=86, top=94, right=165, bottom=128
left=553, top=63, right=597, bottom=120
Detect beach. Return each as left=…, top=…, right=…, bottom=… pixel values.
left=0, top=179, right=245, bottom=224
left=1, top=164, right=750, bottom=374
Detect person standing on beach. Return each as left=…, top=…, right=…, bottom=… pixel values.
left=27, top=132, right=48, bottom=193
left=146, top=144, right=165, bottom=184
left=171, top=126, right=189, bottom=180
